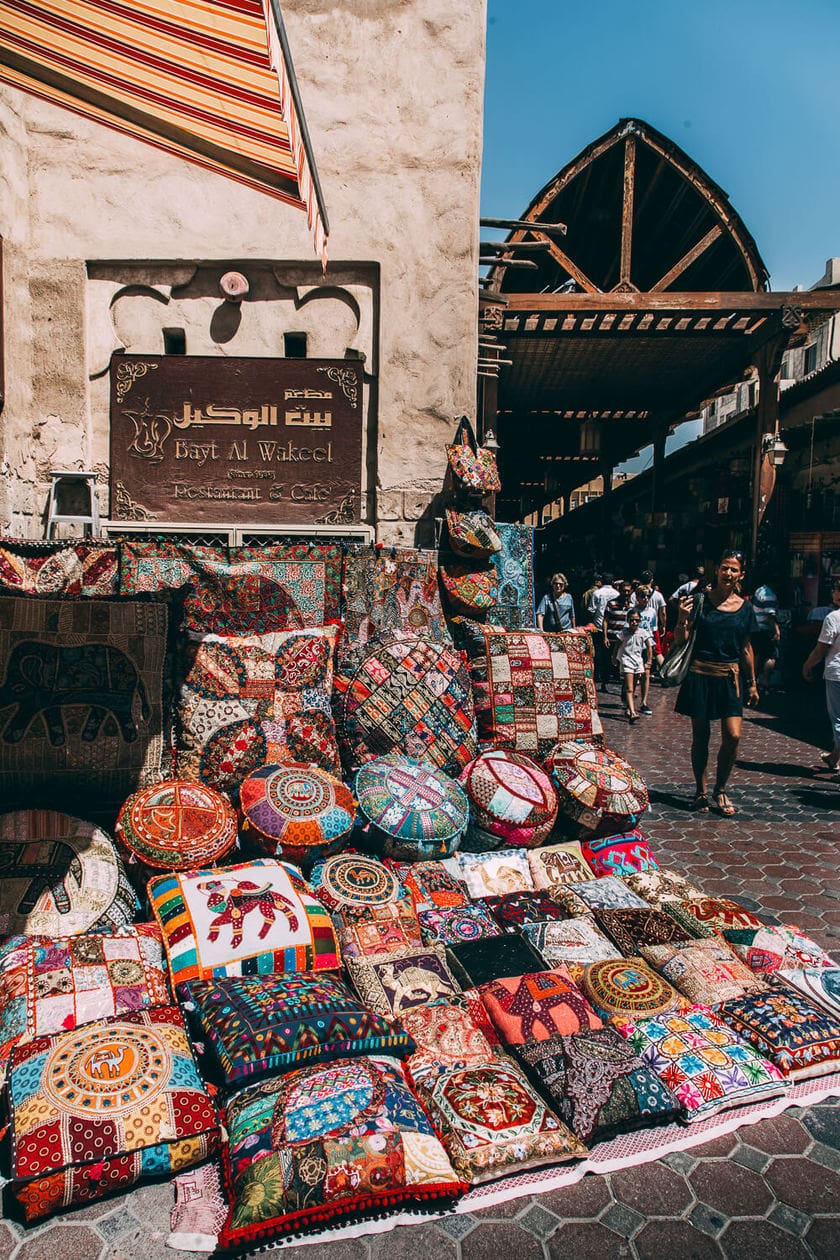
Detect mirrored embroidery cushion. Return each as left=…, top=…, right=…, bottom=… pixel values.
left=355, top=755, right=469, bottom=860
left=340, top=545, right=450, bottom=659
left=641, top=939, right=769, bottom=1007
left=479, top=968, right=603, bottom=1044
left=682, top=897, right=763, bottom=932
left=0, top=926, right=170, bottom=1087
left=456, top=849, right=534, bottom=899
left=175, top=626, right=341, bottom=794
left=309, top=853, right=409, bottom=917
left=418, top=903, right=502, bottom=947
left=239, top=763, right=356, bottom=867
left=0, top=812, right=138, bottom=938
left=522, top=917, right=622, bottom=969
left=459, top=750, right=558, bottom=849
left=401, top=1001, right=498, bottom=1084
left=485, top=891, right=569, bottom=931
left=580, top=830, right=658, bottom=878
left=333, top=631, right=478, bottom=775
left=618, top=1004, right=786, bottom=1123
left=580, top=957, right=690, bottom=1026
left=723, top=925, right=837, bottom=974
left=417, top=1058, right=587, bottom=1184
left=446, top=934, right=547, bottom=991
left=184, top=974, right=413, bottom=1086
left=716, top=987, right=840, bottom=1079
left=385, top=859, right=469, bottom=915
left=337, top=903, right=424, bottom=959
left=548, top=741, right=648, bottom=833
left=595, top=908, right=694, bottom=957
left=622, top=867, right=706, bottom=906
left=775, top=969, right=840, bottom=1020
left=555, top=876, right=648, bottom=917
left=344, top=946, right=462, bottom=1018
left=0, top=538, right=118, bottom=596
left=219, top=1055, right=463, bottom=1249
left=457, top=624, right=603, bottom=759
left=515, top=1027, right=681, bottom=1143
left=116, top=779, right=237, bottom=871
left=8, top=1006, right=219, bottom=1221
left=528, top=841, right=593, bottom=890
left=148, top=859, right=339, bottom=989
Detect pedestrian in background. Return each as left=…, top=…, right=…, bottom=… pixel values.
left=634, top=585, right=663, bottom=712
left=582, top=573, right=602, bottom=620
left=751, top=581, right=782, bottom=696
left=603, top=580, right=633, bottom=692
left=589, top=572, right=619, bottom=690
left=537, top=572, right=576, bottom=631
left=613, top=607, right=652, bottom=723
left=802, top=578, right=840, bottom=773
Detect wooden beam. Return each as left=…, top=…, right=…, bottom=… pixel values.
left=544, top=239, right=601, bottom=293
left=650, top=226, right=723, bottom=292
left=501, top=290, right=840, bottom=313
left=619, top=134, right=636, bottom=287
left=481, top=217, right=567, bottom=235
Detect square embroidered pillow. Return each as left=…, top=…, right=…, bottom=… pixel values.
left=456, top=849, right=534, bottom=899
left=594, top=908, right=694, bottom=957
left=580, top=830, right=658, bottom=878
left=176, top=626, right=341, bottom=794
left=618, top=1004, right=786, bottom=1122
left=417, top=1057, right=587, bottom=1184
left=337, top=903, right=424, bottom=959
left=522, top=917, right=622, bottom=969
left=557, top=877, right=648, bottom=917
left=660, top=903, right=717, bottom=940
left=682, top=897, right=763, bottom=933
left=528, top=841, right=593, bottom=891
left=148, top=859, right=339, bottom=989
left=622, top=867, right=705, bottom=906
left=716, top=987, right=840, bottom=1080
left=385, top=859, right=469, bottom=914
left=400, top=1001, right=498, bottom=1085
left=579, top=957, right=690, bottom=1026
left=219, top=1055, right=463, bottom=1250
left=479, top=968, right=603, bottom=1044
left=344, top=946, right=462, bottom=1018
left=8, top=1006, right=220, bottom=1221
left=723, top=926, right=836, bottom=974
left=418, top=903, right=502, bottom=948
left=485, top=891, right=569, bottom=931
left=640, top=939, right=769, bottom=1007
left=463, top=988, right=504, bottom=1049
left=515, top=1027, right=681, bottom=1143
left=184, top=974, right=413, bottom=1086
left=445, top=934, right=547, bottom=990
left=775, top=969, right=840, bottom=1020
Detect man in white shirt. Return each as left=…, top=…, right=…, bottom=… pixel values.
left=670, top=566, right=706, bottom=604
left=588, top=573, right=619, bottom=691
left=590, top=574, right=620, bottom=629
left=802, top=580, right=840, bottom=771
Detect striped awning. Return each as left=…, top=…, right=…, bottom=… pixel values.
left=0, top=0, right=329, bottom=261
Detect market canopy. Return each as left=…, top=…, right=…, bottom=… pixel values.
left=0, top=0, right=329, bottom=260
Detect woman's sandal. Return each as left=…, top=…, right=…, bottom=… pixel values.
left=713, top=789, right=737, bottom=817
left=689, top=793, right=710, bottom=813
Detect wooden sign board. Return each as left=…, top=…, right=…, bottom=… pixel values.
left=109, top=354, right=363, bottom=525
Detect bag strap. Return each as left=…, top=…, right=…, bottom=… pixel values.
left=453, top=415, right=478, bottom=452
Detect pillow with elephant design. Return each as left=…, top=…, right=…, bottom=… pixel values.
left=148, top=859, right=339, bottom=990
left=479, top=968, right=603, bottom=1045
left=343, top=945, right=462, bottom=1019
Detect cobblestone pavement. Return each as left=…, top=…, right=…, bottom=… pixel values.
left=3, top=686, right=839, bottom=1259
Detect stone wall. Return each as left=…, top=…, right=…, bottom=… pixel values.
left=0, top=0, right=486, bottom=542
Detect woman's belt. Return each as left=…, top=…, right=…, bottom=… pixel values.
left=689, top=659, right=740, bottom=697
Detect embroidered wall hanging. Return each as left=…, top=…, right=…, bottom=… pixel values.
left=341, top=546, right=449, bottom=658
left=486, top=523, right=535, bottom=631
left=0, top=537, right=118, bottom=596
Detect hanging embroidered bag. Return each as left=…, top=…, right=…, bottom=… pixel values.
left=446, top=508, right=502, bottom=559
left=446, top=416, right=502, bottom=494
left=440, top=560, right=499, bottom=614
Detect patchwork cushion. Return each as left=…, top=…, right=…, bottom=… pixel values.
left=528, top=840, right=593, bottom=890
left=581, top=830, right=658, bottom=878
left=309, top=853, right=408, bottom=918
left=355, top=755, right=469, bottom=860
left=682, top=897, right=763, bottom=932
left=333, top=630, right=477, bottom=775
left=523, top=918, right=622, bottom=969
left=239, top=762, right=356, bottom=867
left=556, top=876, right=648, bottom=917
left=459, top=749, right=558, bottom=849
left=418, top=903, right=502, bottom=947
left=0, top=926, right=170, bottom=1087
left=341, top=546, right=449, bottom=658
left=344, top=946, right=462, bottom=1018
left=219, top=1055, right=462, bottom=1249
left=445, top=934, right=547, bottom=990
left=0, top=537, right=118, bottom=596
left=116, top=779, right=237, bottom=871
left=401, top=1001, right=498, bottom=1084
left=479, top=969, right=602, bottom=1044
left=337, top=903, right=424, bottom=959
left=775, top=969, right=840, bottom=1020
left=184, top=974, right=412, bottom=1086
left=716, top=988, right=840, bottom=1079
left=175, top=626, right=341, bottom=794
left=0, top=812, right=138, bottom=938
left=0, top=594, right=170, bottom=809
left=549, top=742, right=649, bottom=833
left=622, top=867, right=706, bottom=906
left=580, top=957, right=690, bottom=1026
left=148, top=859, right=339, bottom=989
left=417, top=1058, right=587, bottom=1184
left=485, top=891, right=569, bottom=931
left=619, top=1004, right=786, bottom=1122
left=723, top=925, right=837, bottom=974
left=595, top=908, right=693, bottom=957
left=640, top=939, right=769, bottom=1007
left=516, top=1027, right=681, bottom=1143
left=457, top=623, right=603, bottom=759
left=456, top=849, right=534, bottom=899
left=8, top=1006, right=219, bottom=1221
left=386, top=859, right=469, bottom=914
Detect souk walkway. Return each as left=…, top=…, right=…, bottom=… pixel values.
left=2, top=686, right=839, bottom=1260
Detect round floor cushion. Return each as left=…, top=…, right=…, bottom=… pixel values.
left=239, top=762, right=356, bottom=867
left=355, top=754, right=469, bottom=860
left=309, top=853, right=406, bottom=915
left=459, top=749, right=558, bottom=849
left=116, top=779, right=238, bottom=871
left=0, top=811, right=137, bottom=937
left=548, top=741, right=649, bottom=832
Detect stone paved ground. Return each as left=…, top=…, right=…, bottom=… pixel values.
left=2, top=685, right=839, bottom=1259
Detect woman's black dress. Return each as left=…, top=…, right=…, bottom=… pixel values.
left=675, top=599, right=758, bottom=720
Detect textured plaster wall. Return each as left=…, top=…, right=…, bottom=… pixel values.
left=0, top=0, right=486, bottom=542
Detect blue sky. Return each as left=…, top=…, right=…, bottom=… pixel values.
left=482, top=0, right=840, bottom=292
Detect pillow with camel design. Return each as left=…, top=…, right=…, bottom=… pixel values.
left=147, top=859, right=338, bottom=990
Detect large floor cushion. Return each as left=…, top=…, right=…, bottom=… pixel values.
left=8, top=1006, right=219, bottom=1220
left=457, top=624, right=602, bottom=759
left=355, top=755, right=469, bottom=860
left=459, top=749, right=558, bottom=849
left=240, top=762, right=356, bottom=867
left=0, top=594, right=170, bottom=808
left=116, top=779, right=237, bottom=871
left=549, top=742, right=649, bottom=834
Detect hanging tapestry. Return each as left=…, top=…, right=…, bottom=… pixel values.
left=0, top=537, right=118, bottom=596
left=716, top=987, right=840, bottom=1079
left=341, top=546, right=449, bottom=659
left=116, top=779, right=237, bottom=871
left=487, top=523, right=535, bottom=631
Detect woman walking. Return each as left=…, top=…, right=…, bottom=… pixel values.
left=673, top=549, right=759, bottom=816
left=537, top=573, right=576, bottom=631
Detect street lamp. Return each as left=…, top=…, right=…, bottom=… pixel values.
left=483, top=427, right=500, bottom=451
left=762, top=433, right=788, bottom=467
